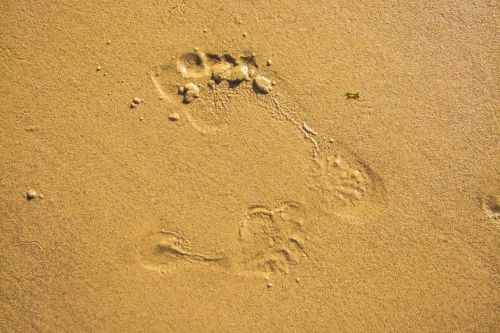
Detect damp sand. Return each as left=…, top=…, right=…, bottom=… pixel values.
left=0, top=1, right=498, bottom=332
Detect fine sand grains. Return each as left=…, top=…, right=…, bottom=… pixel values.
left=2, top=2, right=498, bottom=331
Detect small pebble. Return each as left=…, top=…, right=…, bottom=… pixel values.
left=106, top=40, right=111, bottom=45
left=267, top=282, right=273, bottom=288
left=96, top=66, right=102, bottom=71
left=130, top=97, right=142, bottom=108
left=139, top=116, right=144, bottom=121
left=296, top=277, right=301, bottom=283
left=26, top=189, right=38, bottom=200
left=168, top=113, right=180, bottom=121
left=242, top=32, right=247, bottom=38
left=267, top=59, right=272, bottom=66
left=203, top=28, right=208, bottom=33
left=38, top=194, right=44, bottom=199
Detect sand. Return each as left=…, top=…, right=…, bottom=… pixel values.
left=0, top=1, right=499, bottom=332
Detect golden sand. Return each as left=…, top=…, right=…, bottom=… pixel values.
left=0, top=1, right=499, bottom=332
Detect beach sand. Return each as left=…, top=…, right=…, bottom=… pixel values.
left=0, top=1, right=498, bottom=332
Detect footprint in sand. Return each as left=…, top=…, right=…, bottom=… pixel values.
left=138, top=230, right=227, bottom=273
left=236, top=202, right=308, bottom=277
left=150, top=49, right=271, bottom=135
left=151, top=48, right=385, bottom=207
left=310, top=147, right=385, bottom=214
left=138, top=201, right=308, bottom=279
left=140, top=48, right=386, bottom=279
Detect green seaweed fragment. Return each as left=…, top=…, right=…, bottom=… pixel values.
left=345, top=92, right=360, bottom=100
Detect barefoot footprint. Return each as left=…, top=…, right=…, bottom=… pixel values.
left=151, top=49, right=271, bottom=135
left=139, top=230, right=227, bottom=272
left=141, top=48, right=386, bottom=279
left=236, top=202, right=308, bottom=278
left=309, top=148, right=386, bottom=214
left=139, top=201, right=308, bottom=279
left=151, top=48, right=384, bottom=208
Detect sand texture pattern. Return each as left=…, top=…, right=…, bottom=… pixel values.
left=0, top=1, right=499, bottom=332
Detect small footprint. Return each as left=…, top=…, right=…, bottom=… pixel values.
left=138, top=230, right=226, bottom=272
left=309, top=148, right=385, bottom=213
left=137, top=201, right=308, bottom=278
left=258, top=70, right=387, bottom=213
left=236, top=202, right=307, bottom=277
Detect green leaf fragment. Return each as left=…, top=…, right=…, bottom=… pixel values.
left=345, top=92, right=360, bottom=100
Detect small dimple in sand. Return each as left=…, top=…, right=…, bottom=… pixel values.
left=482, top=194, right=500, bottom=223
left=25, top=125, right=40, bottom=132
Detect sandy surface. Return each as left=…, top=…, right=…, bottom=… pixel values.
left=0, top=1, right=499, bottom=332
